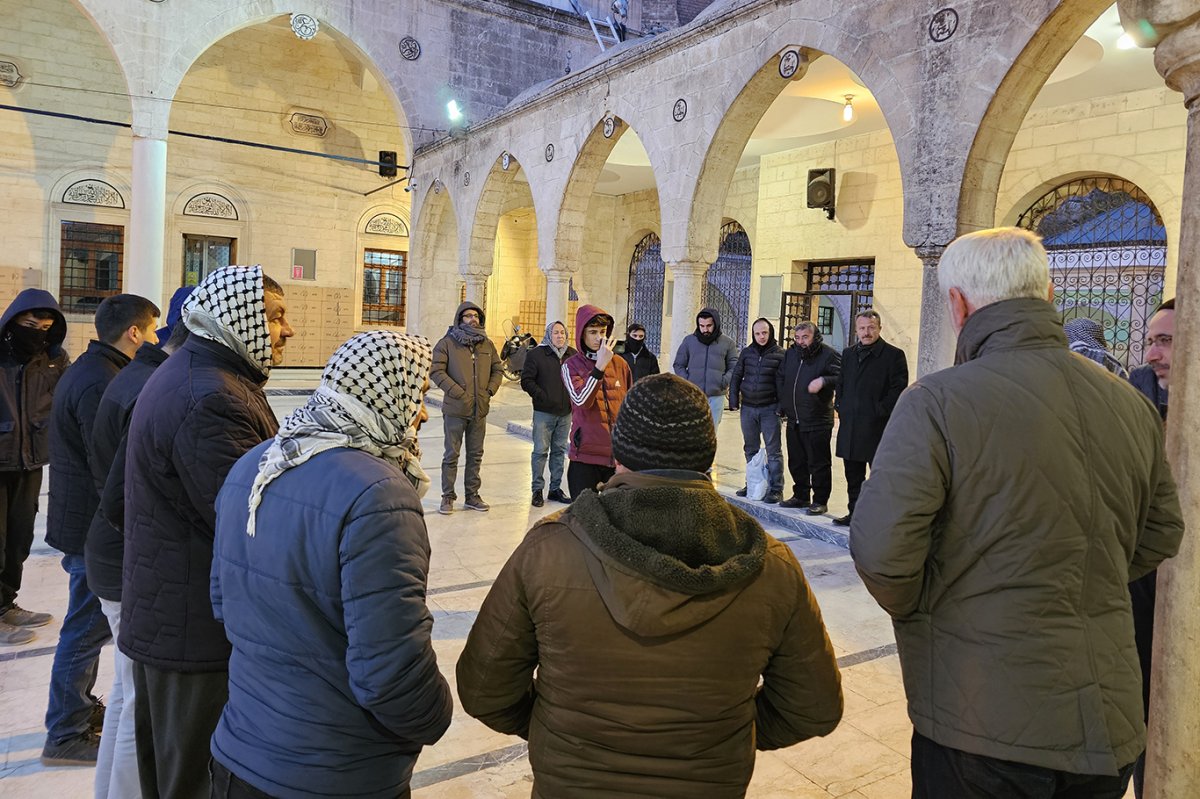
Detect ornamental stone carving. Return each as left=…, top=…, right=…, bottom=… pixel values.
left=183, top=193, right=238, bottom=219
left=289, top=112, right=328, bottom=137
left=0, top=60, right=21, bottom=88
left=63, top=180, right=124, bottom=208
left=365, top=213, right=409, bottom=236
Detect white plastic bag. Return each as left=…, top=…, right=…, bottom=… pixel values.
left=745, top=448, right=769, bottom=501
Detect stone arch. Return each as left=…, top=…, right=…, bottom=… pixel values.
left=957, top=0, right=1115, bottom=237
left=468, top=152, right=540, bottom=276
left=623, top=228, right=667, bottom=352
left=411, top=183, right=458, bottom=280
left=408, top=183, right=459, bottom=335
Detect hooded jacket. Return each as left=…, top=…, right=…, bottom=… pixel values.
left=850, top=298, right=1185, bottom=776
left=0, top=289, right=69, bottom=472
left=45, top=339, right=130, bottom=555
left=673, top=308, right=738, bottom=397
left=520, top=322, right=576, bottom=416
left=618, top=340, right=660, bottom=385
left=457, top=470, right=843, bottom=798
left=561, top=305, right=632, bottom=467
left=430, top=302, right=503, bottom=419
left=728, top=322, right=784, bottom=409
left=776, top=342, right=841, bottom=431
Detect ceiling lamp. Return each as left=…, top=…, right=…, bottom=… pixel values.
left=842, top=95, right=855, bottom=124
left=1117, top=32, right=1136, bottom=49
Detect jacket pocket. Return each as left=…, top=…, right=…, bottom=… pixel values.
left=573, top=427, right=582, bottom=449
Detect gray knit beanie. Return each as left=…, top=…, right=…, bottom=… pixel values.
left=611, top=374, right=717, bottom=472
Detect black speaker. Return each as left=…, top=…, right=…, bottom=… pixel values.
left=807, top=168, right=836, bottom=220
left=378, top=150, right=398, bottom=178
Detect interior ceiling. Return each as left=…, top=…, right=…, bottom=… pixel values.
left=593, top=4, right=1168, bottom=197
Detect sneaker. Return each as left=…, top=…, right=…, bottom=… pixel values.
left=438, top=498, right=454, bottom=515
left=832, top=514, right=852, bottom=526
left=531, top=491, right=544, bottom=508
left=464, top=497, right=490, bottom=512
left=779, top=496, right=807, bottom=509
left=88, top=699, right=105, bottom=733
left=735, top=486, right=748, bottom=498
left=763, top=491, right=783, bottom=504
left=806, top=503, right=828, bottom=516
left=41, top=730, right=100, bottom=767
left=1, top=604, right=52, bottom=628
left=547, top=489, right=571, bottom=504
left=0, top=621, right=35, bottom=646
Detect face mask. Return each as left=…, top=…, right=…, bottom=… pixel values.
left=6, top=326, right=50, bottom=362
left=625, top=337, right=645, bottom=355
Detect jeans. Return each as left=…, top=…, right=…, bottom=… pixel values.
left=209, top=758, right=276, bottom=799
left=738, top=406, right=783, bottom=493
left=45, top=553, right=111, bottom=745
left=441, top=414, right=487, bottom=500
left=785, top=425, right=833, bottom=505
left=0, top=468, right=42, bottom=609
left=96, top=599, right=140, bottom=799
left=708, top=396, right=725, bottom=430
left=911, top=731, right=1133, bottom=798
left=531, top=411, right=570, bottom=493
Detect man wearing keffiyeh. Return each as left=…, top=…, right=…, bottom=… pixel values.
left=119, top=265, right=291, bottom=799
left=209, top=331, right=453, bottom=799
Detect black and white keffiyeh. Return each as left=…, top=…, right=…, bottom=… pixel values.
left=246, top=331, right=434, bottom=537
left=182, top=265, right=274, bottom=376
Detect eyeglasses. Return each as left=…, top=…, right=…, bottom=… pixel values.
left=1146, top=334, right=1173, bottom=348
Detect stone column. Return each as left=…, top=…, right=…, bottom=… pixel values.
left=405, top=274, right=424, bottom=335
left=667, top=261, right=709, bottom=362
left=125, top=136, right=168, bottom=306
left=544, top=269, right=572, bottom=327
left=914, top=245, right=952, bottom=377
left=1120, top=7, right=1200, bottom=796
left=464, top=273, right=489, bottom=311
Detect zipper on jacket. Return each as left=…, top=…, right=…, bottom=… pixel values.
left=471, top=347, right=478, bottom=420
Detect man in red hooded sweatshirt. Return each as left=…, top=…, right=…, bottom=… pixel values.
left=561, top=305, right=631, bottom=499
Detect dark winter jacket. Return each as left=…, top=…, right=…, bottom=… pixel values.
left=619, top=346, right=659, bottom=384
left=521, top=344, right=575, bottom=416
left=431, top=302, right=503, bottom=419
left=1129, top=364, right=1167, bottom=420
left=562, top=305, right=631, bottom=468
left=458, top=470, right=843, bottom=798
left=46, top=340, right=130, bottom=555
left=86, top=344, right=168, bottom=602
left=119, top=336, right=278, bottom=672
left=728, top=334, right=784, bottom=409
left=673, top=308, right=738, bottom=397
left=0, top=290, right=69, bottom=472
left=777, top=344, right=841, bottom=431
left=834, top=338, right=908, bottom=462
left=850, top=298, right=1185, bottom=775
left=210, top=442, right=453, bottom=799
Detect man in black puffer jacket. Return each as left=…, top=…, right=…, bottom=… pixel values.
left=728, top=318, right=785, bottom=503
left=120, top=266, right=292, bottom=799
left=42, top=294, right=160, bottom=767
left=776, top=322, right=841, bottom=515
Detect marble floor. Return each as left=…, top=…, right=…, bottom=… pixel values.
left=3, top=372, right=912, bottom=798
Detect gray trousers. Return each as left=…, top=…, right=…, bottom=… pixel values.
left=442, top=414, right=486, bottom=500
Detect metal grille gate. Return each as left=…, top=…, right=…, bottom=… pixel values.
left=625, top=232, right=665, bottom=353
left=1016, top=176, right=1166, bottom=368
left=780, top=260, right=876, bottom=349
left=705, top=222, right=753, bottom=346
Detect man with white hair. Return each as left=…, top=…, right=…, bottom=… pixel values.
left=849, top=227, right=1184, bottom=797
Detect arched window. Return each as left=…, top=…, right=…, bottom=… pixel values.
left=705, top=221, right=753, bottom=347
left=625, top=233, right=665, bottom=353
left=1017, top=176, right=1166, bottom=367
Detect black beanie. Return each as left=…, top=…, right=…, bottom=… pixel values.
left=611, top=374, right=717, bottom=473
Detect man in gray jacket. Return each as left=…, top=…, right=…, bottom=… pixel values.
left=673, top=307, right=737, bottom=429
left=431, top=301, right=503, bottom=515
left=850, top=227, right=1184, bottom=797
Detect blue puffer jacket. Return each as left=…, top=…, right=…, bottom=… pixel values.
left=210, top=441, right=453, bottom=799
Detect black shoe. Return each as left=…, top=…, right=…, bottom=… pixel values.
left=763, top=491, right=783, bottom=504
left=547, top=489, right=571, bottom=504
left=806, top=503, right=828, bottom=516
left=41, top=730, right=100, bottom=767
left=779, top=496, right=807, bottom=509
left=832, top=514, right=852, bottom=526
left=531, top=491, right=544, bottom=507
left=735, top=486, right=748, bottom=497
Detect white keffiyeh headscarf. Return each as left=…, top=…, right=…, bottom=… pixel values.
left=246, top=331, right=434, bottom=537
left=182, top=265, right=274, bottom=376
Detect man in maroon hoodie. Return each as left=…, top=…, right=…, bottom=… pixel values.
left=561, top=305, right=631, bottom=499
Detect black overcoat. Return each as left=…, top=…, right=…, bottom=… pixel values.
left=835, top=339, right=908, bottom=462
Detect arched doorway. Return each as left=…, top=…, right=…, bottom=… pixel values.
left=1016, top=175, right=1166, bottom=367
left=705, top=221, right=752, bottom=347
left=625, top=232, right=665, bottom=353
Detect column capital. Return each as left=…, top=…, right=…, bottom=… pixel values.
left=543, top=267, right=575, bottom=282
left=1119, top=2, right=1200, bottom=103
left=914, top=244, right=946, bottom=266
left=667, top=260, right=711, bottom=278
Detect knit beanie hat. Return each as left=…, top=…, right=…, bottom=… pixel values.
left=611, top=374, right=717, bottom=472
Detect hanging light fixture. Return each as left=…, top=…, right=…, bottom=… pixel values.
left=1116, top=32, right=1136, bottom=49
left=842, top=95, right=855, bottom=124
